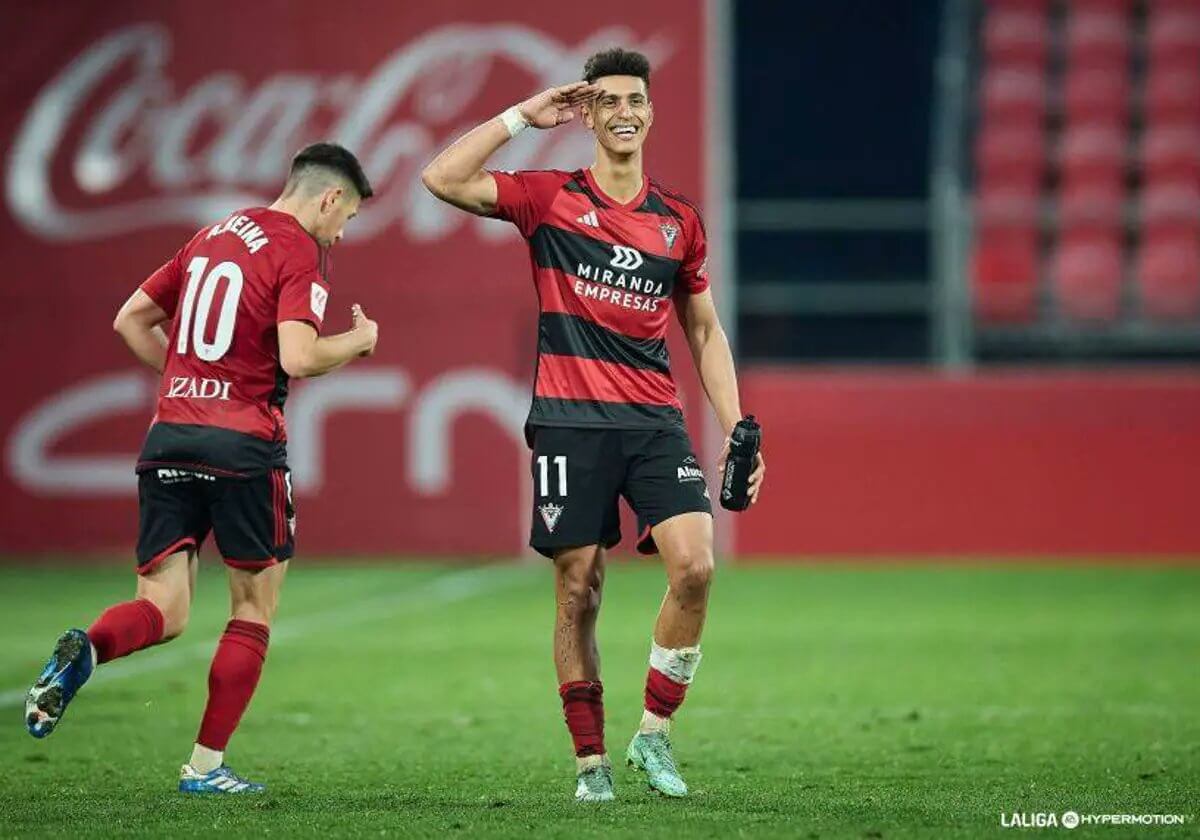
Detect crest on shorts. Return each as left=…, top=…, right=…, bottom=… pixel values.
left=660, top=222, right=680, bottom=251
left=539, top=502, right=565, bottom=533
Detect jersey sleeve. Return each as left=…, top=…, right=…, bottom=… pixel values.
left=140, top=249, right=185, bottom=317
left=677, top=211, right=710, bottom=295
left=276, top=248, right=328, bottom=334
left=489, top=170, right=565, bottom=238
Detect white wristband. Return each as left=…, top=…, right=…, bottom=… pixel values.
left=498, top=105, right=530, bottom=139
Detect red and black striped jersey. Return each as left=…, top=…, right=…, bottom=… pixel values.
left=491, top=168, right=709, bottom=438
left=135, top=207, right=330, bottom=476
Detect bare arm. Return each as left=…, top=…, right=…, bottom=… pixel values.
left=420, top=82, right=598, bottom=215
left=278, top=304, right=379, bottom=378
left=114, top=289, right=170, bottom=373
left=677, top=289, right=766, bottom=503
left=677, top=289, right=742, bottom=435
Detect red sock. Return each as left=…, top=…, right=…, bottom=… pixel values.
left=87, top=599, right=165, bottom=664
left=196, top=620, right=270, bottom=751
left=559, top=680, right=605, bottom=757
left=645, top=667, right=689, bottom=718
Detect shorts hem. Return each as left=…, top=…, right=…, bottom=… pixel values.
left=530, top=535, right=621, bottom=561
left=222, top=556, right=283, bottom=570
left=636, top=505, right=713, bottom=555
left=137, top=537, right=198, bottom=575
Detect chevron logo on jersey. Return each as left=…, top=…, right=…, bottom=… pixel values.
left=610, top=245, right=644, bottom=270
left=576, top=211, right=599, bottom=228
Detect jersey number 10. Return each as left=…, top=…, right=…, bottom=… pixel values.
left=177, top=256, right=244, bottom=362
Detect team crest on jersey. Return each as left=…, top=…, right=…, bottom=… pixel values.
left=660, top=222, right=680, bottom=251
left=538, top=502, right=565, bottom=533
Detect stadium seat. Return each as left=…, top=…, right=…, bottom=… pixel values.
left=1058, top=177, right=1125, bottom=233
left=973, top=229, right=1040, bottom=322
left=1147, top=9, right=1200, bottom=70
left=1058, top=123, right=1126, bottom=183
left=1147, top=0, right=1199, bottom=10
left=1135, top=234, right=1200, bottom=320
left=982, top=66, right=1046, bottom=124
left=984, top=7, right=1048, bottom=67
left=1144, top=68, right=1200, bottom=125
left=1140, top=182, right=1200, bottom=230
left=1051, top=233, right=1124, bottom=322
left=1063, top=67, right=1130, bottom=124
left=985, top=0, right=1050, bottom=10
left=1070, top=0, right=1133, bottom=11
left=976, top=123, right=1046, bottom=186
left=1065, top=8, right=1130, bottom=70
left=1140, top=126, right=1200, bottom=182
left=977, top=177, right=1041, bottom=231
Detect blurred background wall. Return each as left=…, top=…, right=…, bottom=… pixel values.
left=1, top=0, right=1197, bottom=559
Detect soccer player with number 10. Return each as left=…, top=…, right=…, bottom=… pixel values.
left=423, top=48, right=766, bottom=801
left=24, top=143, right=378, bottom=794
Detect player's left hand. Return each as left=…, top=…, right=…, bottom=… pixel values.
left=717, top=439, right=766, bottom=506
left=351, top=304, right=378, bottom=357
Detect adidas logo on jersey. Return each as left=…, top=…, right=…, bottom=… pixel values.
left=576, top=211, right=599, bottom=228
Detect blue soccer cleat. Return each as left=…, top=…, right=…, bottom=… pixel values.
left=25, top=628, right=94, bottom=739
left=179, top=764, right=266, bottom=794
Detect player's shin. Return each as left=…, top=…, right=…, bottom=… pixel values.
left=640, top=640, right=702, bottom=733
left=559, top=681, right=606, bottom=768
left=191, top=620, right=270, bottom=772
left=88, top=599, right=166, bottom=664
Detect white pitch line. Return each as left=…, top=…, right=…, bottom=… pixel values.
left=0, top=565, right=536, bottom=710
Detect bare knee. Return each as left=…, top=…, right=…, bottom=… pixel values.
left=228, top=563, right=287, bottom=627
left=555, top=549, right=604, bottom=620
left=136, top=556, right=192, bottom=640
left=667, top=547, right=714, bottom=599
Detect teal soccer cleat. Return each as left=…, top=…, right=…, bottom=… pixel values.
left=574, top=760, right=615, bottom=802
left=627, top=731, right=688, bottom=797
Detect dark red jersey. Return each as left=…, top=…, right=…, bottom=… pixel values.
left=491, top=168, right=708, bottom=438
left=136, top=207, right=330, bottom=476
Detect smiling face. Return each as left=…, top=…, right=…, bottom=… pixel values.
left=583, top=75, right=653, bottom=156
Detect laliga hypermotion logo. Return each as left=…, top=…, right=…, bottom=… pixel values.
left=5, top=23, right=671, bottom=243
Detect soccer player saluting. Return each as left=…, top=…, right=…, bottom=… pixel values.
left=24, top=143, right=379, bottom=794
left=423, top=49, right=765, bottom=801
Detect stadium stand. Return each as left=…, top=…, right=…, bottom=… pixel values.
left=972, top=0, right=1200, bottom=332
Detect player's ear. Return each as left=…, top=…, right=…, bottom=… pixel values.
left=321, top=186, right=343, bottom=214
left=582, top=102, right=595, bottom=130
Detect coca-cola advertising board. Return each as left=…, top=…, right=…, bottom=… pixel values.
left=0, top=2, right=719, bottom=556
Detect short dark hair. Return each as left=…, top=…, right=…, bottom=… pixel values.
left=287, top=142, right=373, bottom=200
left=583, top=48, right=651, bottom=88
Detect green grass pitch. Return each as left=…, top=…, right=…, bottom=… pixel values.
left=0, top=561, right=1196, bottom=838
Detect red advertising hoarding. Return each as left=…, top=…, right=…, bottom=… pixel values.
left=0, top=1, right=713, bottom=556
left=737, top=370, right=1200, bottom=557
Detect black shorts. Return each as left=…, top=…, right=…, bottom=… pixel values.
left=529, top=425, right=712, bottom=559
left=135, top=466, right=295, bottom=574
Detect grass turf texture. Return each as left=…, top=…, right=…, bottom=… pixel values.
left=0, top=561, right=1196, bottom=839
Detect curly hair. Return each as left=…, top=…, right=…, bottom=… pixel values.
left=583, top=48, right=651, bottom=88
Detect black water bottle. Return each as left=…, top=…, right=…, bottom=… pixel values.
left=720, top=415, right=761, bottom=511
